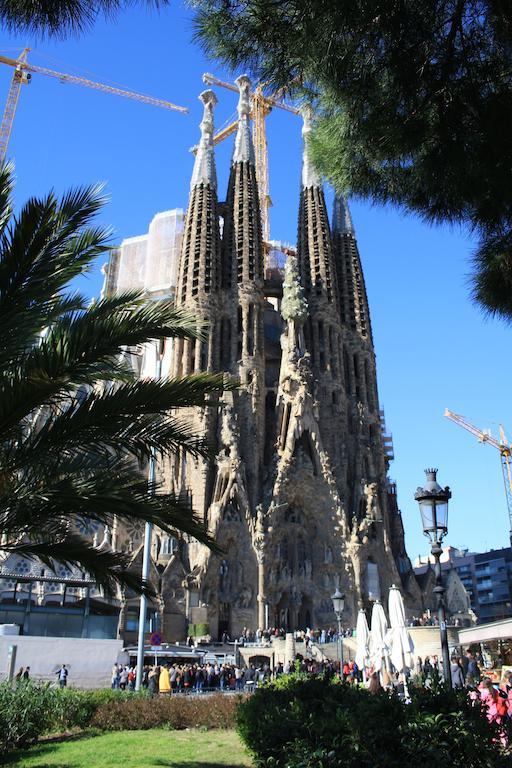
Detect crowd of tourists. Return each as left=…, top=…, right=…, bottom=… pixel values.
left=219, top=626, right=354, bottom=646
left=111, top=661, right=273, bottom=694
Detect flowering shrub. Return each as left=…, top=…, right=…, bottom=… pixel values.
left=236, top=675, right=512, bottom=768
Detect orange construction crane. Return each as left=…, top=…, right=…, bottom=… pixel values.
left=0, top=49, right=188, bottom=164
left=445, top=408, right=512, bottom=545
left=201, top=72, right=300, bottom=244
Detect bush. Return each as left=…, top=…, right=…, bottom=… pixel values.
left=189, top=622, right=210, bottom=637
left=0, top=683, right=145, bottom=756
left=90, top=693, right=242, bottom=731
left=236, top=675, right=512, bottom=768
left=0, top=683, right=241, bottom=758
left=0, top=682, right=54, bottom=756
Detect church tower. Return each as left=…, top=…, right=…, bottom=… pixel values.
left=174, top=89, right=221, bottom=376
left=296, top=108, right=344, bottom=473
left=218, top=75, right=266, bottom=506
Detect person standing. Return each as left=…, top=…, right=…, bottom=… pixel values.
left=148, top=666, right=159, bottom=698
left=159, top=664, right=171, bottom=695
left=466, top=650, right=481, bottom=684
left=450, top=656, right=465, bottom=689
left=119, top=666, right=128, bottom=690
left=111, top=663, right=120, bottom=690
left=56, top=664, right=68, bottom=688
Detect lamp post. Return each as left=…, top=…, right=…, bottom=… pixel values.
left=415, top=468, right=452, bottom=687
left=331, top=587, right=345, bottom=677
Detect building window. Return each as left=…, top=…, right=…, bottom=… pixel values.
left=161, top=536, right=179, bottom=556
left=367, top=561, right=381, bottom=601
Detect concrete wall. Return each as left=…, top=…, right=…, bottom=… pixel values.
left=407, top=626, right=460, bottom=662
left=0, top=636, right=124, bottom=688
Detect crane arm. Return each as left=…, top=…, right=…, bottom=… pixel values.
left=203, top=72, right=239, bottom=94
left=444, top=408, right=503, bottom=451
left=0, top=54, right=188, bottom=113
left=203, top=71, right=299, bottom=115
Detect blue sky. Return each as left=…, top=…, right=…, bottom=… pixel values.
left=1, top=2, right=511, bottom=561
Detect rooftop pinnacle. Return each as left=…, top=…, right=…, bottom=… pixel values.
left=301, top=104, right=321, bottom=189
left=233, top=74, right=255, bottom=165
left=190, top=89, right=218, bottom=190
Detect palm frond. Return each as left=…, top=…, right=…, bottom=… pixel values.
left=2, top=458, right=220, bottom=550
left=0, top=181, right=110, bottom=362
left=0, top=162, right=13, bottom=236
left=1, top=536, right=155, bottom=596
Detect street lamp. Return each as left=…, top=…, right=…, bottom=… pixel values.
left=331, top=587, right=345, bottom=677
left=415, top=468, right=452, bottom=687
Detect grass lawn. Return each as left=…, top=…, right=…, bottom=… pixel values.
left=5, top=729, right=253, bottom=768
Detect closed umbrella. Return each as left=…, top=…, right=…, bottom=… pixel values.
left=387, top=584, right=414, bottom=697
left=370, top=600, right=389, bottom=674
left=355, top=609, right=370, bottom=681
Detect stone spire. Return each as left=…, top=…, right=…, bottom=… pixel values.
left=331, top=193, right=371, bottom=340
left=221, top=74, right=264, bottom=288
left=297, top=106, right=336, bottom=306
left=190, top=89, right=218, bottom=190
left=174, top=89, right=222, bottom=375
left=332, top=192, right=354, bottom=235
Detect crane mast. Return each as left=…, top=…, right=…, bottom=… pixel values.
left=0, top=48, right=30, bottom=164
left=445, top=408, right=512, bottom=545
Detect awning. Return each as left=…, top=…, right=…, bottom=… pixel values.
left=458, top=618, right=512, bottom=644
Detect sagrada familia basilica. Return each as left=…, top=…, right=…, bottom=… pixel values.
left=0, top=75, right=434, bottom=643
left=103, top=75, right=424, bottom=642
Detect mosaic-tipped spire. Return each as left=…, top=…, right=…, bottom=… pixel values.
left=190, top=89, right=218, bottom=190
left=301, top=105, right=321, bottom=189
left=333, top=193, right=355, bottom=236
left=233, top=74, right=255, bottom=165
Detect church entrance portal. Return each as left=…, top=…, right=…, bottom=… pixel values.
left=218, top=601, right=230, bottom=639
left=275, top=592, right=312, bottom=631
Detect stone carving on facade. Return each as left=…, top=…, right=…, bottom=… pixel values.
left=236, top=585, right=253, bottom=609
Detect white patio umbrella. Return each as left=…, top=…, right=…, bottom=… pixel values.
left=369, top=600, right=389, bottom=674
left=387, top=584, right=415, bottom=696
left=355, top=609, right=370, bottom=682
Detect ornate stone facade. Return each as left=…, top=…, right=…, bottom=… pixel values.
left=105, top=79, right=422, bottom=642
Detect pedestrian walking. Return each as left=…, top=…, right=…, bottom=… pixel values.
left=56, top=664, right=68, bottom=688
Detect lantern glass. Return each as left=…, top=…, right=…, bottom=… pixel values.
left=331, top=588, right=345, bottom=615
left=418, top=497, right=448, bottom=541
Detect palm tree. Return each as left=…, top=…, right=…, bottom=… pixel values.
left=0, top=165, right=226, bottom=594
left=0, top=1, right=170, bottom=37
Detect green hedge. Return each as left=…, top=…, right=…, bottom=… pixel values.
left=188, top=622, right=210, bottom=637
left=0, top=683, right=241, bottom=758
left=0, top=685, right=138, bottom=757
left=236, top=674, right=512, bottom=768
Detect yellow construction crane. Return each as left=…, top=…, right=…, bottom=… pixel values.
left=200, top=72, right=300, bottom=244
left=445, top=408, right=512, bottom=544
left=0, top=48, right=188, bottom=164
